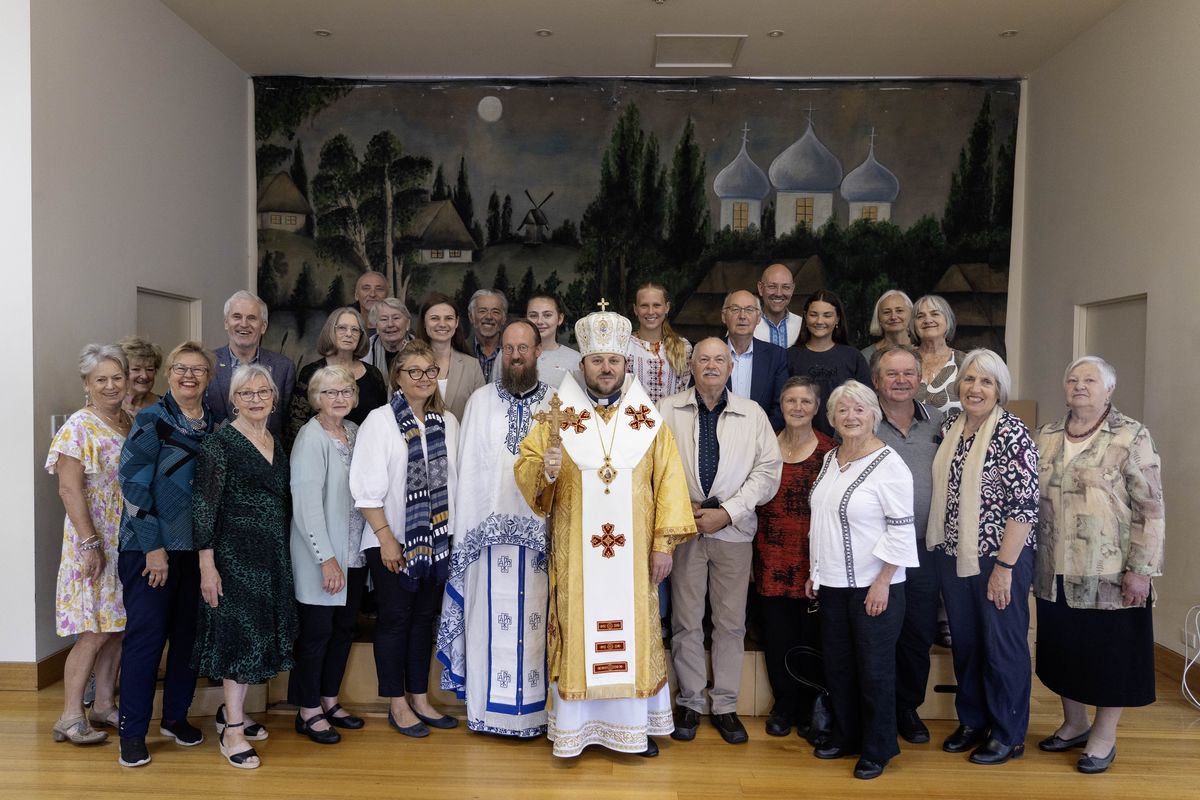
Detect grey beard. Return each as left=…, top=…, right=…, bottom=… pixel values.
left=501, top=361, right=539, bottom=395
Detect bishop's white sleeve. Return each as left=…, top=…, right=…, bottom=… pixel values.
left=870, top=458, right=920, bottom=570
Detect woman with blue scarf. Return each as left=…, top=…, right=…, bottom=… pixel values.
left=350, top=339, right=459, bottom=737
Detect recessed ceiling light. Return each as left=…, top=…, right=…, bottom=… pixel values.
left=999, top=29, right=1019, bottom=38
left=535, top=28, right=553, bottom=37
left=313, top=29, right=332, bottom=38
left=767, top=30, right=785, bottom=38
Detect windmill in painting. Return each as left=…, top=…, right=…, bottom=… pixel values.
left=519, top=190, right=554, bottom=245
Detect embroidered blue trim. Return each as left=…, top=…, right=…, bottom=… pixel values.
left=497, top=382, right=550, bottom=456
left=837, top=449, right=893, bottom=588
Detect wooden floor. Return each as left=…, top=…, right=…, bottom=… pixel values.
left=5, top=665, right=1200, bottom=799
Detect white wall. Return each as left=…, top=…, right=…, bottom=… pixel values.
left=1019, top=0, right=1200, bottom=655
left=13, top=0, right=251, bottom=661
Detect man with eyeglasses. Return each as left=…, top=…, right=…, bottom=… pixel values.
left=722, top=289, right=788, bottom=431
left=437, top=319, right=553, bottom=740
left=754, top=263, right=803, bottom=348
left=208, top=290, right=295, bottom=437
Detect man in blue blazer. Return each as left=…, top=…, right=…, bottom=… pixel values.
left=207, top=290, right=296, bottom=437
left=722, top=289, right=788, bottom=431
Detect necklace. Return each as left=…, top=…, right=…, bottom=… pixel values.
left=594, top=405, right=621, bottom=495
left=1066, top=404, right=1109, bottom=440
left=91, top=405, right=129, bottom=431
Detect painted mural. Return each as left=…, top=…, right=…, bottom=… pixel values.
left=253, top=77, right=1019, bottom=364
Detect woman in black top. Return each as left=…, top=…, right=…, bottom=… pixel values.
left=786, top=289, right=870, bottom=436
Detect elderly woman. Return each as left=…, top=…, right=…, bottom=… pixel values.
left=860, top=290, right=914, bottom=364
left=364, top=296, right=413, bottom=378
left=351, top=339, right=459, bottom=737
left=286, top=307, right=387, bottom=448
left=525, top=293, right=582, bottom=388
left=1033, top=357, right=1163, bottom=774
left=117, top=341, right=215, bottom=768
left=754, top=377, right=837, bottom=740
left=118, top=335, right=162, bottom=415
left=806, top=380, right=918, bottom=780
left=415, top=292, right=484, bottom=421
left=288, top=366, right=368, bottom=744
left=911, top=295, right=967, bottom=414
left=46, top=345, right=131, bottom=745
left=627, top=282, right=692, bottom=404
left=787, top=290, right=871, bottom=437
left=928, top=349, right=1038, bottom=765
left=193, top=364, right=296, bottom=769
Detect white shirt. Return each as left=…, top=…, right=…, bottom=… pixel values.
left=755, top=311, right=803, bottom=348
left=728, top=338, right=755, bottom=399
left=349, top=403, right=459, bottom=552
left=809, top=445, right=918, bottom=589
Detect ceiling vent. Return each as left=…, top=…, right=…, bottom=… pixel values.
left=654, top=34, right=747, bottom=68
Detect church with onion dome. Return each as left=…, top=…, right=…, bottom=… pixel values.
left=841, top=128, right=900, bottom=223
left=713, top=125, right=771, bottom=233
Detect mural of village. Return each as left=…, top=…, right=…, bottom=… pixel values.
left=254, top=78, right=1018, bottom=359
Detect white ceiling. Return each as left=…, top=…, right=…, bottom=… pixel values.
left=160, top=0, right=1125, bottom=79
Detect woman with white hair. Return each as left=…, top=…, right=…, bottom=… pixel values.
left=911, top=294, right=967, bottom=413
left=860, top=290, right=914, bottom=365
left=928, top=349, right=1039, bottom=766
left=364, top=297, right=413, bottom=378
left=806, top=380, right=918, bottom=780
left=193, top=364, right=297, bottom=769
left=46, top=344, right=131, bottom=745
left=1033, top=356, right=1163, bottom=774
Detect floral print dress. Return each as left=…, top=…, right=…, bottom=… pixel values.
left=45, top=410, right=127, bottom=635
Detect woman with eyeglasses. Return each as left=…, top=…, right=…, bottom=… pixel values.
left=116, top=341, right=216, bottom=768
left=192, top=364, right=296, bottom=769
left=350, top=339, right=459, bottom=737
left=287, top=365, right=369, bottom=744
left=285, top=307, right=387, bottom=450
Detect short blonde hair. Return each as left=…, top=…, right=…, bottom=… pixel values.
left=308, top=365, right=359, bottom=408
left=826, top=380, right=883, bottom=432
left=390, top=339, right=446, bottom=415
left=118, top=335, right=163, bottom=370
left=957, top=348, right=1011, bottom=406
left=868, top=289, right=914, bottom=338
left=316, top=307, right=369, bottom=359
left=228, top=363, right=278, bottom=407
left=165, top=340, right=216, bottom=375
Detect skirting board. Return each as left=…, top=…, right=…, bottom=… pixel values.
left=0, top=645, right=72, bottom=691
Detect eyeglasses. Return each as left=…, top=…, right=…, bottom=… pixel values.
left=170, top=364, right=209, bottom=376
left=723, top=305, right=759, bottom=317
left=335, top=325, right=363, bottom=335
left=319, top=388, right=354, bottom=399
left=501, top=344, right=534, bottom=355
left=235, top=389, right=274, bottom=401
left=402, top=366, right=441, bottom=380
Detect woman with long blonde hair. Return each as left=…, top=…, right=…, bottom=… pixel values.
left=625, top=282, right=692, bottom=403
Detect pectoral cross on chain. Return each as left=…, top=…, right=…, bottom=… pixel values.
left=532, top=392, right=582, bottom=449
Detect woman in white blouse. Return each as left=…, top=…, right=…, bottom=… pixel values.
left=350, top=340, right=459, bottom=738
left=806, top=380, right=918, bottom=781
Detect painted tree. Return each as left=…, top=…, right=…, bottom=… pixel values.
left=257, top=251, right=281, bottom=307
left=550, top=218, right=580, bottom=246
left=516, top=266, right=536, bottom=310
left=500, top=194, right=514, bottom=242
left=324, top=274, right=346, bottom=310
left=492, top=263, right=511, bottom=298
left=311, top=134, right=371, bottom=267
left=290, top=140, right=312, bottom=235
left=257, top=144, right=291, bottom=182
left=431, top=164, right=451, bottom=200
left=667, top=116, right=709, bottom=264
left=486, top=190, right=501, bottom=245
left=942, top=95, right=995, bottom=252
left=452, top=157, right=483, bottom=248
left=456, top=268, right=481, bottom=311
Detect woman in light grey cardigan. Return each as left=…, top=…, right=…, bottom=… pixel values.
left=288, top=366, right=368, bottom=744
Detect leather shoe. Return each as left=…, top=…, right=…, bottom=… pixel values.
left=814, top=743, right=860, bottom=760
left=670, top=707, right=699, bottom=741
left=414, top=710, right=459, bottom=729
left=765, top=712, right=792, bottom=737
left=711, top=712, right=748, bottom=744
left=943, top=724, right=989, bottom=753
left=897, top=709, right=930, bottom=744
left=969, top=737, right=1025, bottom=765
left=853, top=757, right=887, bottom=780
left=1077, top=746, right=1116, bottom=774
left=294, top=712, right=340, bottom=745
left=323, top=703, right=365, bottom=730
left=387, top=711, right=429, bottom=738
left=637, top=737, right=659, bottom=758
left=1038, top=728, right=1090, bottom=752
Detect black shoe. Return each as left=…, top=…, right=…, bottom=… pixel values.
left=1038, top=728, right=1090, bottom=752
left=936, top=619, right=953, bottom=648
left=814, top=743, right=860, bottom=760
left=414, top=710, right=459, bottom=729
left=387, top=711, right=429, bottom=738
left=711, top=712, right=748, bottom=744
left=118, top=736, right=151, bottom=768
left=897, top=709, right=930, bottom=744
left=765, top=712, right=792, bottom=737
left=295, top=712, right=341, bottom=744
left=638, top=737, right=659, bottom=758
left=670, top=707, right=699, bottom=741
left=323, top=703, right=365, bottom=730
left=969, top=737, right=1025, bottom=765
left=159, top=718, right=204, bottom=747
left=853, top=757, right=888, bottom=779
left=1077, top=746, right=1116, bottom=774
left=943, top=724, right=989, bottom=753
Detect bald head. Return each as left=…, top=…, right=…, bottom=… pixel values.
left=758, top=263, right=795, bottom=320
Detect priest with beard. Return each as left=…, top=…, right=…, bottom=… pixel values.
left=515, top=305, right=696, bottom=758
left=437, top=319, right=553, bottom=738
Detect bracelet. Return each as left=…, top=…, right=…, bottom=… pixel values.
left=994, top=557, right=1015, bottom=569
left=80, top=539, right=103, bottom=552
left=372, top=524, right=390, bottom=535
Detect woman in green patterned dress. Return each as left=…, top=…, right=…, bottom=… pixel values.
left=193, top=364, right=296, bottom=769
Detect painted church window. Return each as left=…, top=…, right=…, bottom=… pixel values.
left=795, top=197, right=814, bottom=227
left=732, top=202, right=749, bottom=231
left=861, top=206, right=878, bottom=221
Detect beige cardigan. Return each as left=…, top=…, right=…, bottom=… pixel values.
left=441, top=349, right=486, bottom=423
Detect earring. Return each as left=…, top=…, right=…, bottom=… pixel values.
left=84, top=390, right=92, bottom=406
left=271, top=403, right=278, bottom=413
left=232, top=407, right=240, bottom=417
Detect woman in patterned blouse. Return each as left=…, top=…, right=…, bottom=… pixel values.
left=912, top=294, right=967, bottom=414
left=626, top=283, right=692, bottom=404
left=927, top=349, right=1039, bottom=766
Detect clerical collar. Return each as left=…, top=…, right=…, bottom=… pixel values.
left=586, top=388, right=623, bottom=407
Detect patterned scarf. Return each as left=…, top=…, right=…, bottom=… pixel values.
left=389, top=391, right=450, bottom=582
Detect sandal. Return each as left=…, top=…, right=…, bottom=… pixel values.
left=52, top=716, right=107, bottom=745
left=216, top=703, right=268, bottom=741
left=219, top=721, right=261, bottom=770
left=89, top=705, right=120, bottom=730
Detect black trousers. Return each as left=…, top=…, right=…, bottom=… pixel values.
left=819, top=583, right=905, bottom=762
left=757, top=593, right=823, bottom=721
left=895, top=537, right=939, bottom=713
left=365, top=548, right=442, bottom=697
left=288, top=567, right=368, bottom=708
left=117, top=549, right=200, bottom=738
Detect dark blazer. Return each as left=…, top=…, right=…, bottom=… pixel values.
left=207, top=344, right=296, bottom=437
left=726, top=336, right=788, bottom=432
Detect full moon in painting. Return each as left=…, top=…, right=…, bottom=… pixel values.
left=477, top=95, right=503, bottom=122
